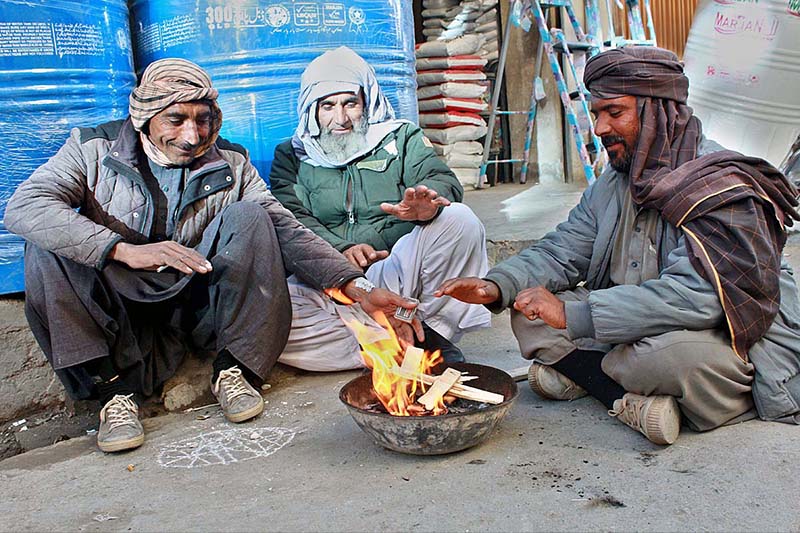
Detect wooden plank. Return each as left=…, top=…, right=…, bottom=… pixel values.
left=509, top=366, right=530, bottom=382
left=400, top=346, right=425, bottom=374
left=393, top=368, right=506, bottom=405
left=417, top=368, right=462, bottom=411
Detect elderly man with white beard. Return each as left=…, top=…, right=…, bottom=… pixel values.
left=270, top=46, right=491, bottom=370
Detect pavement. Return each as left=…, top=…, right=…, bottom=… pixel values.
left=1, top=182, right=799, bottom=532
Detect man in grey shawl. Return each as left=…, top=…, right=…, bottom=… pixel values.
left=438, top=46, right=800, bottom=445
left=5, top=58, right=418, bottom=453
left=270, top=46, right=491, bottom=371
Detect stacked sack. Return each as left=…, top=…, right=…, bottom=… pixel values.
left=421, top=0, right=500, bottom=62
left=416, top=35, right=489, bottom=187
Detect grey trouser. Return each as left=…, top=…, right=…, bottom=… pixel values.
left=23, top=202, right=291, bottom=400
left=511, top=287, right=756, bottom=431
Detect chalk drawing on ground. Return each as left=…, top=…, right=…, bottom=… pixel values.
left=157, top=427, right=295, bottom=469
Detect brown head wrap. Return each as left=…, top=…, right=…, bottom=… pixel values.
left=584, top=46, right=689, bottom=103
left=129, top=58, right=222, bottom=162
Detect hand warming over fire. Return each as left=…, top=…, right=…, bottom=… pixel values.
left=380, top=185, right=450, bottom=222
left=342, top=278, right=425, bottom=344
left=513, top=286, right=566, bottom=328
left=434, top=277, right=500, bottom=304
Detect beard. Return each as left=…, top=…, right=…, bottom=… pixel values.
left=317, top=118, right=369, bottom=165
left=602, top=134, right=634, bottom=174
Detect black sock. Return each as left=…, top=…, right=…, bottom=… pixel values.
left=86, top=356, right=133, bottom=406
left=212, top=349, right=239, bottom=383
left=551, top=349, right=626, bottom=409
left=96, top=377, right=134, bottom=407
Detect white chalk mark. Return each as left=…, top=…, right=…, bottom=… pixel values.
left=157, top=427, right=295, bottom=469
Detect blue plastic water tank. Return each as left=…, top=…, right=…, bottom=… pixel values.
left=0, top=0, right=135, bottom=295
left=128, top=0, right=418, bottom=184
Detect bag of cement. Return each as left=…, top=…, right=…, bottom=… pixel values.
left=480, top=48, right=499, bottom=62
left=476, top=7, right=497, bottom=25
left=422, top=7, right=450, bottom=18
left=450, top=167, right=482, bottom=187
left=446, top=5, right=482, bottom=21
left=423, top=124, right=488, bottom=144
left=417, top=69, right=486, bottom=86
left=423, top=0, right=460, bottom=8
left=432, top=140, right=484, bottom=156
left=418, top=96, right=488, bottom=113
left=416, top=55, right=487, bottom=71
left=419, top=111, right=487, bottom=128
left=423, top=17, right=445, bottom=28
left=416, top=34, right=484, bottom=57
left=443, top=20, right=479, bottom=32
left=417, top=81, right=488, bottom=99
left=440, top=151, right=484, bottom=168
left=423, top=27, right=445, bottom=37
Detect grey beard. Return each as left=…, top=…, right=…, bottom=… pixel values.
left=317, top=119, right=369, bottom=165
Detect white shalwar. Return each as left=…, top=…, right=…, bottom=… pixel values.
left=278, top=203, right=491, bottom=371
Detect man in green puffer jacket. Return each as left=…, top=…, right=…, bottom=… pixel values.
left=270, top=46, right=491, bottom=370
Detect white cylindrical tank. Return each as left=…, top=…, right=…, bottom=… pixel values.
left=684, top=0, right=800, bottom=166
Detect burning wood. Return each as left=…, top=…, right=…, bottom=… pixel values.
left=418, top=368, right=462, bottom=411
left=343, top=313, right=505, bottom=416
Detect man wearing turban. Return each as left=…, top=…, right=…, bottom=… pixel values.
left=439, top=47, right=800, bottom=445
left=269, top=47, right=491, bottom=371
left=5, top=58, right=418, bottom=453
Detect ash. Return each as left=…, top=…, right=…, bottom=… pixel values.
left=364, top=398, right=490, bottom=416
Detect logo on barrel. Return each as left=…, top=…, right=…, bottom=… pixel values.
left=714, top=11, right=779, bottom=39
left=789, top=0, right=800, bottom=17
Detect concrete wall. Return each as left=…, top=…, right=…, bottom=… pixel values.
left=0, top=298, right=64, bottom=424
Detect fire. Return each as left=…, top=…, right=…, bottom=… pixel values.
left=343, top=312, right=443, bottom=416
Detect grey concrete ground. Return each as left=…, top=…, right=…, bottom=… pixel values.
left=1, top=182, right=799, bottom=532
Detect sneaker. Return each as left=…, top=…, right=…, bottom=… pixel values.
left=212, top=366, right=264, bottom=423
left=97, top=394, right=144, bottom=453
left=609, top=393, right=681, bottom=445
left=528, top=363, right=587, bottom=401
left=419, top=323, right=465, bottom=364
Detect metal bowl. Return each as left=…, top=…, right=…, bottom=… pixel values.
left=339, top=363, right=518, bottom=455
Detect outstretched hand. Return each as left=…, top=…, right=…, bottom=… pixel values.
left=435, top=277, right=500, bottom=304
left=513, top=286, right=566, bottom=329
left=342, top=280, right=425, bottom=346
left=380, top=185, right=450, bottom=222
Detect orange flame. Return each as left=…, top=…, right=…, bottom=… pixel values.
left=343, top=312, right=442, bottom=416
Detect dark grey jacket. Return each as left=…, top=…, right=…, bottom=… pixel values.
left=486, top=139, right=800, bottom=423
left=5, top=118, right=362, bottom=291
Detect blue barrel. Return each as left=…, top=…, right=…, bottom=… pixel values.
left=0, top=0, right=135, bottom=295
left=128, top=0, right=418, bottom=184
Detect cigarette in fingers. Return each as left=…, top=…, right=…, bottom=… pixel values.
left=156, top=265, right=169, bottom=273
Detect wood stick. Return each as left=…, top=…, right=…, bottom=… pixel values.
left=509, top=366, right=530, bottom=382
left=418, top=368, right=462, bottom=411
left=400, top=346, right=425, bottom=373
left=392, top=367, right=505, bottom=405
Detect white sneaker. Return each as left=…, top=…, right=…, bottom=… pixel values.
left=97, top=394, right=144, bottom=453
left=212, top=366, right=264, bottom=423
left=609, top=393, right=681, bottom=445
left=528, top=363, right=587, bottom=401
